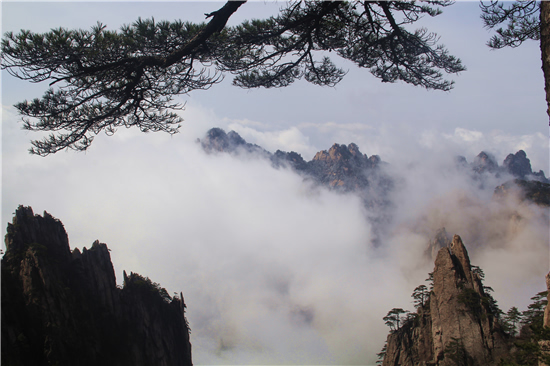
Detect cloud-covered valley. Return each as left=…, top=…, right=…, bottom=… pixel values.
left=2, top=104, right=549, bottom=365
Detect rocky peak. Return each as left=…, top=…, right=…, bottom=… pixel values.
left=199, top=128, right=392, bottom=244
left=502, top=150, right=549, bottom=183
left=199, top=128, right=385, bottom=193
left=199, top=128, right=266, bottom=155
left=429, top=235, right=506, bottom=365
left=472, top=151, right=498, bottom=174
left=369, top=154, right=381, bottom=165
left=6, top=205, right=72, bottom=264
left=272, top=150, right=308, bottom=171
left=447, top=235, right=472, bottom=281
left=308, top=142, right=380, bottom=189
left=348, top=142, right=361, bottom=157
left=382, top=235, right=508, bottom=366
left=454, top=155, right=469, bottom=168
left=312, top=143, right=366, bottom=163
left=2, top=206, right=192, bottom=366
left=503, top=150, right=532, bottom=179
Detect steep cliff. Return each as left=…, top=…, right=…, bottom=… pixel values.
left=1, top=206, right=192, bottom=366
left=382, top=235, right=508, bottom=366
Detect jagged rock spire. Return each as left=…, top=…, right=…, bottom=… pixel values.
left=382, top=235, right=508, bottom=366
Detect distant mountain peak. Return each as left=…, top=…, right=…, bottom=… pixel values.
left=503, top=150, right=535, bottom=180
left=199, top=128, right=267, bottom=156
left=473, top=151, right=498, bottom=174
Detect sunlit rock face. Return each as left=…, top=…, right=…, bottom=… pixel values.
left=308, top=142, right=381, bottom=190
left=382, top=236, right=508, bottom=366
left=1, top=206, right=192, bottom=366
left=430, top=236, right=508, bottom=365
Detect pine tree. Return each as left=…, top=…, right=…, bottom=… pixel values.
left=383, top=308, right=408, bottom=331
left=1, top=1, right=465, bottom=155
left=412, top=284, right=429, bottom=309
left=502, top=306, right=522, bottom=337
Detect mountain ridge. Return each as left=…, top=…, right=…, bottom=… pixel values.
left=199, top=128, right=549, bottom=188
left=1, top=206, right=193, bottom=366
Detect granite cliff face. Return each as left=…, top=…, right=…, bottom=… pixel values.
left=382, top=235, right=508, bottom=366
left=1, top=206, right=192, bottom=366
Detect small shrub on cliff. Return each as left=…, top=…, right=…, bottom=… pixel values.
left=412, top=284, right=430, bottom=309
left=425, top=272, right=434, bottom=291
left=123, top=271, right=172, bottom=303
left=375, top=342, right=387, bottom=365
left=383, top=308, right=409, bottom=332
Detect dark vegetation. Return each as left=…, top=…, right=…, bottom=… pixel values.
left=497, top=291, right=550, bottom=366
left=1, top=206, right=192, bottom=366
left=2, top=0, right=549, bottom=155
left=123, top=271, right=173, bottom=303
left=1, top=1, right=466, bottom=155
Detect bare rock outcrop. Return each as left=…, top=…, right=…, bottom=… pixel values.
left=307, top=143, right=382, bottom=190
left=382, top=235, right=508, bottom=366
left=1, top=206, right=192, bottom=366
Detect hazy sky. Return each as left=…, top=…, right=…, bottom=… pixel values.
left=2, top=2, right=549, bottom=365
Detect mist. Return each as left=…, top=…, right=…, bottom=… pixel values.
left=2, top=102, right=549, bottom=365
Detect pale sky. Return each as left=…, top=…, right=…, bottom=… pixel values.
left=2, top=2, right=549, bottom=365
left=2, top=1, right=548, bottom=163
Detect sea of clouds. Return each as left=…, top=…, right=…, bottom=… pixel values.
left=2, top=104, right=549, bottom=365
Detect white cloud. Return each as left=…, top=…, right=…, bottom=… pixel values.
left=450, top=127, right=484, bottom=143
left=4, top=110, right=549, bottom=365
left=440, top=127, right=549, bottom=172
left=2, top=1, right=549, bottom=362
